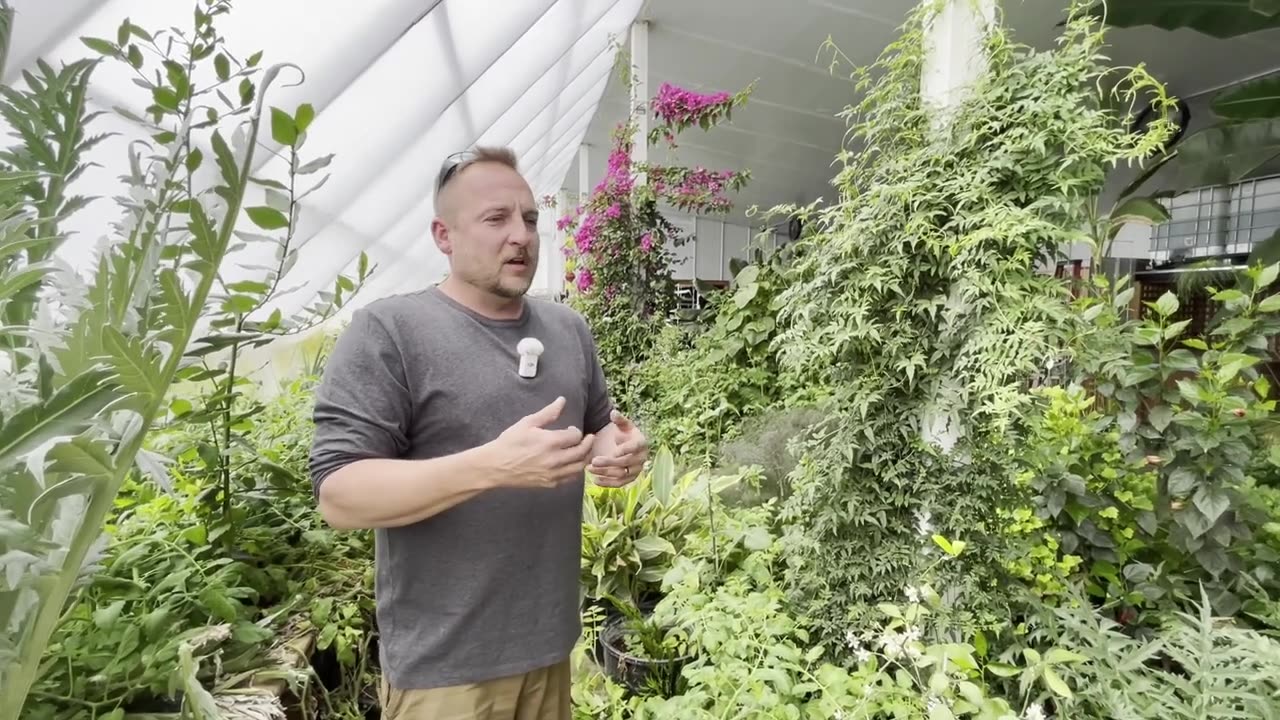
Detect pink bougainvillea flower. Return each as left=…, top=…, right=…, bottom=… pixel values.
left=653, top=82, right=731, bottom=124
left=576, top=267, right=594, bottom=292
left=640, top=232, right=653, bottom=252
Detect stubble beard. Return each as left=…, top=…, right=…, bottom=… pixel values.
left=490, top=262, right=536, bottom=299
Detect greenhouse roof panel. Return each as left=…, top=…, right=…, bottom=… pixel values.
left=2, top=0, right=639, bottom=318
left=8, top=0, right=1272, bottom=325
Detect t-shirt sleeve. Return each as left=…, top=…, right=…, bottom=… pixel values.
left=578, top=317, right=615, bottom=435
left=309, top=308, right=413, bottom=497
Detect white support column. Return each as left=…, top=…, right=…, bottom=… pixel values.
left=629, top=19, right=649, bottom=181
left=577, top=144, right=591, bottom=203
left=920, top=0, right=994, bottom=131
left=918, top=0, right=994, bottom=454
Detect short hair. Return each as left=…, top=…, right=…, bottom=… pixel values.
left=434, top=145, right=520, bottom=207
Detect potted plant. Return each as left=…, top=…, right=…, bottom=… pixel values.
left=580, top=448, right=748, bottom=603
left=597, top=597, right=695, bottom=698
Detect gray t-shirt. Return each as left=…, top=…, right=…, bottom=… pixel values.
left=309, top=286, right=613, bottom=690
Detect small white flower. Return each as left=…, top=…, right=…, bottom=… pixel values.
left=1024, top=704, right=1045, bottom=720
left=905, top=586, right=920, bottom=603
left=845, top=629, right=860, bottom=649
left=856, top=647, right=871, bottom=663
left=878, top=631, right=905, bottom=659
left=834, top=711, right=844, bottom=720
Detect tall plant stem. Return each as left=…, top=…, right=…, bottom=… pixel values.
left=0, top=62, right=285, bottom=719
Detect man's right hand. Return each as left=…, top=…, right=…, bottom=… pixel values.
left=484, top=396, right=595, bottom=488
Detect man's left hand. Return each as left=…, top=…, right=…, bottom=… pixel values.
left=588, top=410, right=650, bottom=488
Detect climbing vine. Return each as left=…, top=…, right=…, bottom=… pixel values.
left=771, top=0, right=1179, bottom=642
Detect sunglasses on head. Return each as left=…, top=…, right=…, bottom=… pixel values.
left=434, top=149, right=478, bottom=201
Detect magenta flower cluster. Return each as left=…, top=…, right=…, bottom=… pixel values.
left=598, top=144, right=634, bottom=195
left=557, top=82, right=749, bottom=298
left=652, top=166, right=741, bottom=213
left=653, top=82, right=732, bottom=125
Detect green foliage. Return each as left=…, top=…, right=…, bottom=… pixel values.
left=770, top=0, right=1175, bottom=644
left=581, top=450, right=754, bottom=606
left=617, top=534, right=1033, bottom=719
left=25, top=377, right=376, bottom=719
left=565, top=0, right=1280, bottom=716
left=627, top=245, right=827, bottom=465
left=1004, top=587, right=1280, bottom=718
left=1014, top=385, right=1157, bottom=605
left=705, top=243, right=797, bottom=371
left=168, top=90, right=369, bottom=537
left=0, top=3, right=368, bottom=716
left=1083, top=0, right=1280, bottom=39
left=1066, top=266, right=1280, bottom=615
left=628, top=323, right=778, bottom=463
left=715, top=406, right=826, bottom=504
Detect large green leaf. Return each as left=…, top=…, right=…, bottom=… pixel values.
left=1108, top=197, right=1170, bottom=239
left=1212, top=75, right=1280, bottom=120
left=0, top=367, right=120, bottom=471
left=1163, top=118, right=1280, bottom=191
left=1086, top=0, right=1280, bottom=38
left=649, top=446, right=675, bottom=506
left=633, top=534, right=676, bottom=560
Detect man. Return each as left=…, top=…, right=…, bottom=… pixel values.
left=309, top=145, right=649, bottom=720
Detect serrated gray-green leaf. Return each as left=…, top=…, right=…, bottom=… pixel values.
left=103, top=327, right=163, bottom=403
left=0, top=262, right=56, bottom=304
left=0, top=366, right=121, bottom=472
left=156, top=268, right=191, bottom=330
left=134, top=449, right=174, bottom=493
left=0, top=550, right=39, bottom=592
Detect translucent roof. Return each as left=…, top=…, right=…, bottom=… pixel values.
left=9, top=0, right=1269, bottom=337
left=3, top=0, right=642, bottom=324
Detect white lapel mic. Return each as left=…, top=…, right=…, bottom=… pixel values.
left=517, top=337, right=544, bottom=378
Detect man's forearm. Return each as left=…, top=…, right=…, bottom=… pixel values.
left=317, top=446, right=502, bottom=530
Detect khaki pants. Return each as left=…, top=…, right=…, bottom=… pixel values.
left=379, top=660, right=571, bottom=720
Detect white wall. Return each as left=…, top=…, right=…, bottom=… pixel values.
left=667, top=211, right=778, bottom=283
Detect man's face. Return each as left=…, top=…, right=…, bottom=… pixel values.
left=432, top=161, right=540, bottom=299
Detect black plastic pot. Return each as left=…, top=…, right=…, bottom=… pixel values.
left=584, top=592, right=662, bottom=665
left=598, top=614, right=693, bottom=698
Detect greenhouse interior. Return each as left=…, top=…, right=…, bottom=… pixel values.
left=2, top=0, right=1280, bottom=717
